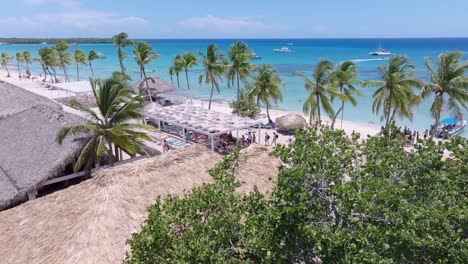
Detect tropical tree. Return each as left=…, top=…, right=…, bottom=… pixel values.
left=198, top=44, right=227, bottom=110
left=294, top=60, right=342, bottom=126
left=112, top=32, right=133, bottom=74
left=421, top=51, right=468, bottom=133
left=38, top=47, right=60, bottom=83
left=248, top=64, right=284, bottom=123
left=73, top=49, right=87, bottom=81
left=87, top=50, right=101, bottom=77
left=15, top=52, right=25, bottom=78
left=1, top=52, right=13, bottom=77
left=330, top=61, right=362, bottom=129
left=179, top=52, right=198, bottom=89
left=56, top=77, right=154, bottom=175
left=134, top=41, right=160, bottom=102
left=34, top=57, right=48, bottom=82
left=229, top=88, right=261, bottom=118
left=55, top=41, right=72, bottom=82
left=23, top=51, right=33, bottom=77
left=173, top=55, right=184, bottom=89
left=366, top=56, right=422, bottom=125
left=227, top=41, right=255, bottom=116
left=168, top=65, right=175, bottom=85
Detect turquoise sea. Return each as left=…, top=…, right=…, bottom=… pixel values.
left=2, top=38, right=467, bottom=136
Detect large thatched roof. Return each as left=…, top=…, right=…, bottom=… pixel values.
left=276, top=113, right=308, bottom=131
left=0, top=82, right=60, bottom=118
left=0, top=145, right=280, bottom=264
left=132, top=76, right=174, bottom=97
left=0, top=104, right=85, bottom=210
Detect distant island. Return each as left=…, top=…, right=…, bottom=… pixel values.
left=0, top=38, right=113, bottom=44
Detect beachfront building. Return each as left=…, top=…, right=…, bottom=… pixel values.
left=132, top=76, right=175, bottom=103
left=0, top=83, right=85, bottom=210
left=144, top=104, right=263, bottom=152
left=0, top=145, right=279, bottom=263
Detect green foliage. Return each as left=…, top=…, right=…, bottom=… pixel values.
left=1, top=51, right=13, bottom=77
left=229, top=88, right=261, bottom=118
left=126, top=127, right=467, bottom=263
left=112, top=32, right=133, bottom=74
left=198, top=44, right=228, bottom=110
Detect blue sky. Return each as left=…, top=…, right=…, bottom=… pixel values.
left=1, top=0, right=468, bottom=38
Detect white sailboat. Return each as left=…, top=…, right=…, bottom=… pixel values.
left=369, top=42, right=391, bottom=56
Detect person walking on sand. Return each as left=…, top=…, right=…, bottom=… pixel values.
left=247, top=131, right=252, bottom=145
left=265, top=132, right=270, bottom=146
left=163, top=139, right=170, bottom=153
left=272, top=132, right=278, bottom=147
left=252, top=133, right=256, bottom=144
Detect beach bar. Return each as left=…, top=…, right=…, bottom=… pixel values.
left=144, top=104, right=262, bottom=151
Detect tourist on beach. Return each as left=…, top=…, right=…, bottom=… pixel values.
left=424, top=129, right=428, bottom=140
left=241, top=135, right=246, bottom=146
left=265, top=132, right=270, bottom=146
left=163, top=140, right=170, bottom=153
left=272, top=132, right=277, bottom=147
left=252, top=133, right=256, bottom=144
left=247, top=131, right=252, bottom=145
left=416, top=132, right=420, bottom=142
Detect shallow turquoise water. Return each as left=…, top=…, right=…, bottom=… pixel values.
left=1, top=38, right=467, bottom=136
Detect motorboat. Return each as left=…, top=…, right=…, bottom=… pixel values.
left=251, top=53, right=262, bottom=60
left=40, top=42, right=47, bottom=45
left=435, top=117, right=466, bottom=138
left=369, top=49, right=391, bottom=56
left=273, top=46, right=292, bottom=53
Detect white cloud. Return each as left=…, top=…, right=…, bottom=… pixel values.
left=0, top=11, right=149, bottom=37
left=22, top=0, right=81, bottom=7
left=178, top=15, right=271, bottom=33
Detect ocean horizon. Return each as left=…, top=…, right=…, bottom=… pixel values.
left=2, top=38, right=467, bottom=136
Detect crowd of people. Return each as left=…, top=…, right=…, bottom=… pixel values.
left=381, top=125, right=433, bottom=145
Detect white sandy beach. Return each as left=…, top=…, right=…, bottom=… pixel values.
left=0, top=68, right=380, bottom=147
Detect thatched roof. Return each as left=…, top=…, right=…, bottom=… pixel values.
left=0, top=104, right=85, bottom=210
left=0, top=145, right=280, bottom=264
left=0, top=82, right=60, bottom=118
left=276, top=113, right=308, bottom=131
left=132, top=76, right=174, bottom=97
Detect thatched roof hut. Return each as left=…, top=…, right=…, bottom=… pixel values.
left=276, top=113, right=308, bottom=131
left=132, top=76, right=174, bottom=98
left=0, top=145, right=280, bottom=264
left=0, top=82, right=59, bottom=118
left=0, top=104, right=85, bottom=210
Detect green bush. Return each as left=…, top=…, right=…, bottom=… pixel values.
left=229, top=88, right=260, bottom=119
left=126, top=127, right=468, bottom=263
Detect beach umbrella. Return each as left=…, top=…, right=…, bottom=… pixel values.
left=276, top=113, right=308, bottom=131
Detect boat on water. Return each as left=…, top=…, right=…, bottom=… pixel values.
left=369, top=42, right=391, bottom=56
left=40, top=42, right=47, bottom=45
left=251, top=53, right=262, bottom=60
left=273, top=46, right=292, bottom=53
left=435, top=117, right=466, bottom=138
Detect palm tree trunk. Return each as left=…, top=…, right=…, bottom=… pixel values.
left=309, top=110, right=313, bottom=125
left=50, top=67, right=57, bottom=83
left=331, top=103, right=344, bottom=130
left=176, top=72, right=180, bottom=88
left=76, top=62, right=79, bottom=81
left=142, top=68, right=153, bottom=103
left=340, top=103, right=345, bottom=129
left=208, top=81, right=215, bottom=110
left=316, top=94, right=321, bottom=125
left=170, top=75, right=173, bottom=85
left=26, top=62, right=30, bottom=77
left=89, top=62, right=95, bottom=77
left=62, top=66, right=69, bottom=82
left=256, top=95, right=260, bottom=107
left=114, top=143, right=120, bottom=162
left=107, top=142, right=114, bottom=166
left=118, top=47, right=125, bottom=74
left=185, top=68, right=190, bottom=90
left=5, top=65, right=10, bottom=77
left=17, top=61, right=21, bottom=77
left=41, top=64, right=47, bottom=82
left=266, top=104, right=272, bottom=123
left=236, top=72, right=240, bottom=116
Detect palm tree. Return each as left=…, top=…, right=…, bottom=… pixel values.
left=227, top=41, right=255, bottom=116
left=198, top=44, right=227, bottom=110
left=15, top=52, right=25, bottom=78
left=87, top=50, right=101, bottom=77
left=421, top=51, right=468, bottom=133
left=134, top=41, right=160, bottom=103
left=38, top=47, right=60, bottom=83
left=366, top=56, right=422, bottom=125
left=55, top=41, right=72, bottom=82
left=330, top=61, right=362, bottom=129
left=34, top=57, right=48, bottom=82
left=294, top=60, right=342, bottom=126
left=168, top=65, right=175, bottom=85
left=1, top=52, right=12, bottom=77
left=180, top=52, right=198, bottom=89
left=248, top=64, right=284, bottom=123
left=112, top=32, right=133, bottom=74
left=73, top=49, right=87, bottom=81
left=23, top=51, right=33, bottom=77
left=173, top=55, right=184, bottom=88
left=56, top=77, right=154, bottom=175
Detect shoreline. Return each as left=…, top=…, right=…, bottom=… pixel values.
left=0, top=68, right=380, bottom=144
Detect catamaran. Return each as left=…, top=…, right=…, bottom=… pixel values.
left=273, top=46, right=292, bottom=53
left=369, top=42, right=391, bottom=56
left=251, top=53, right=262, bottom=60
